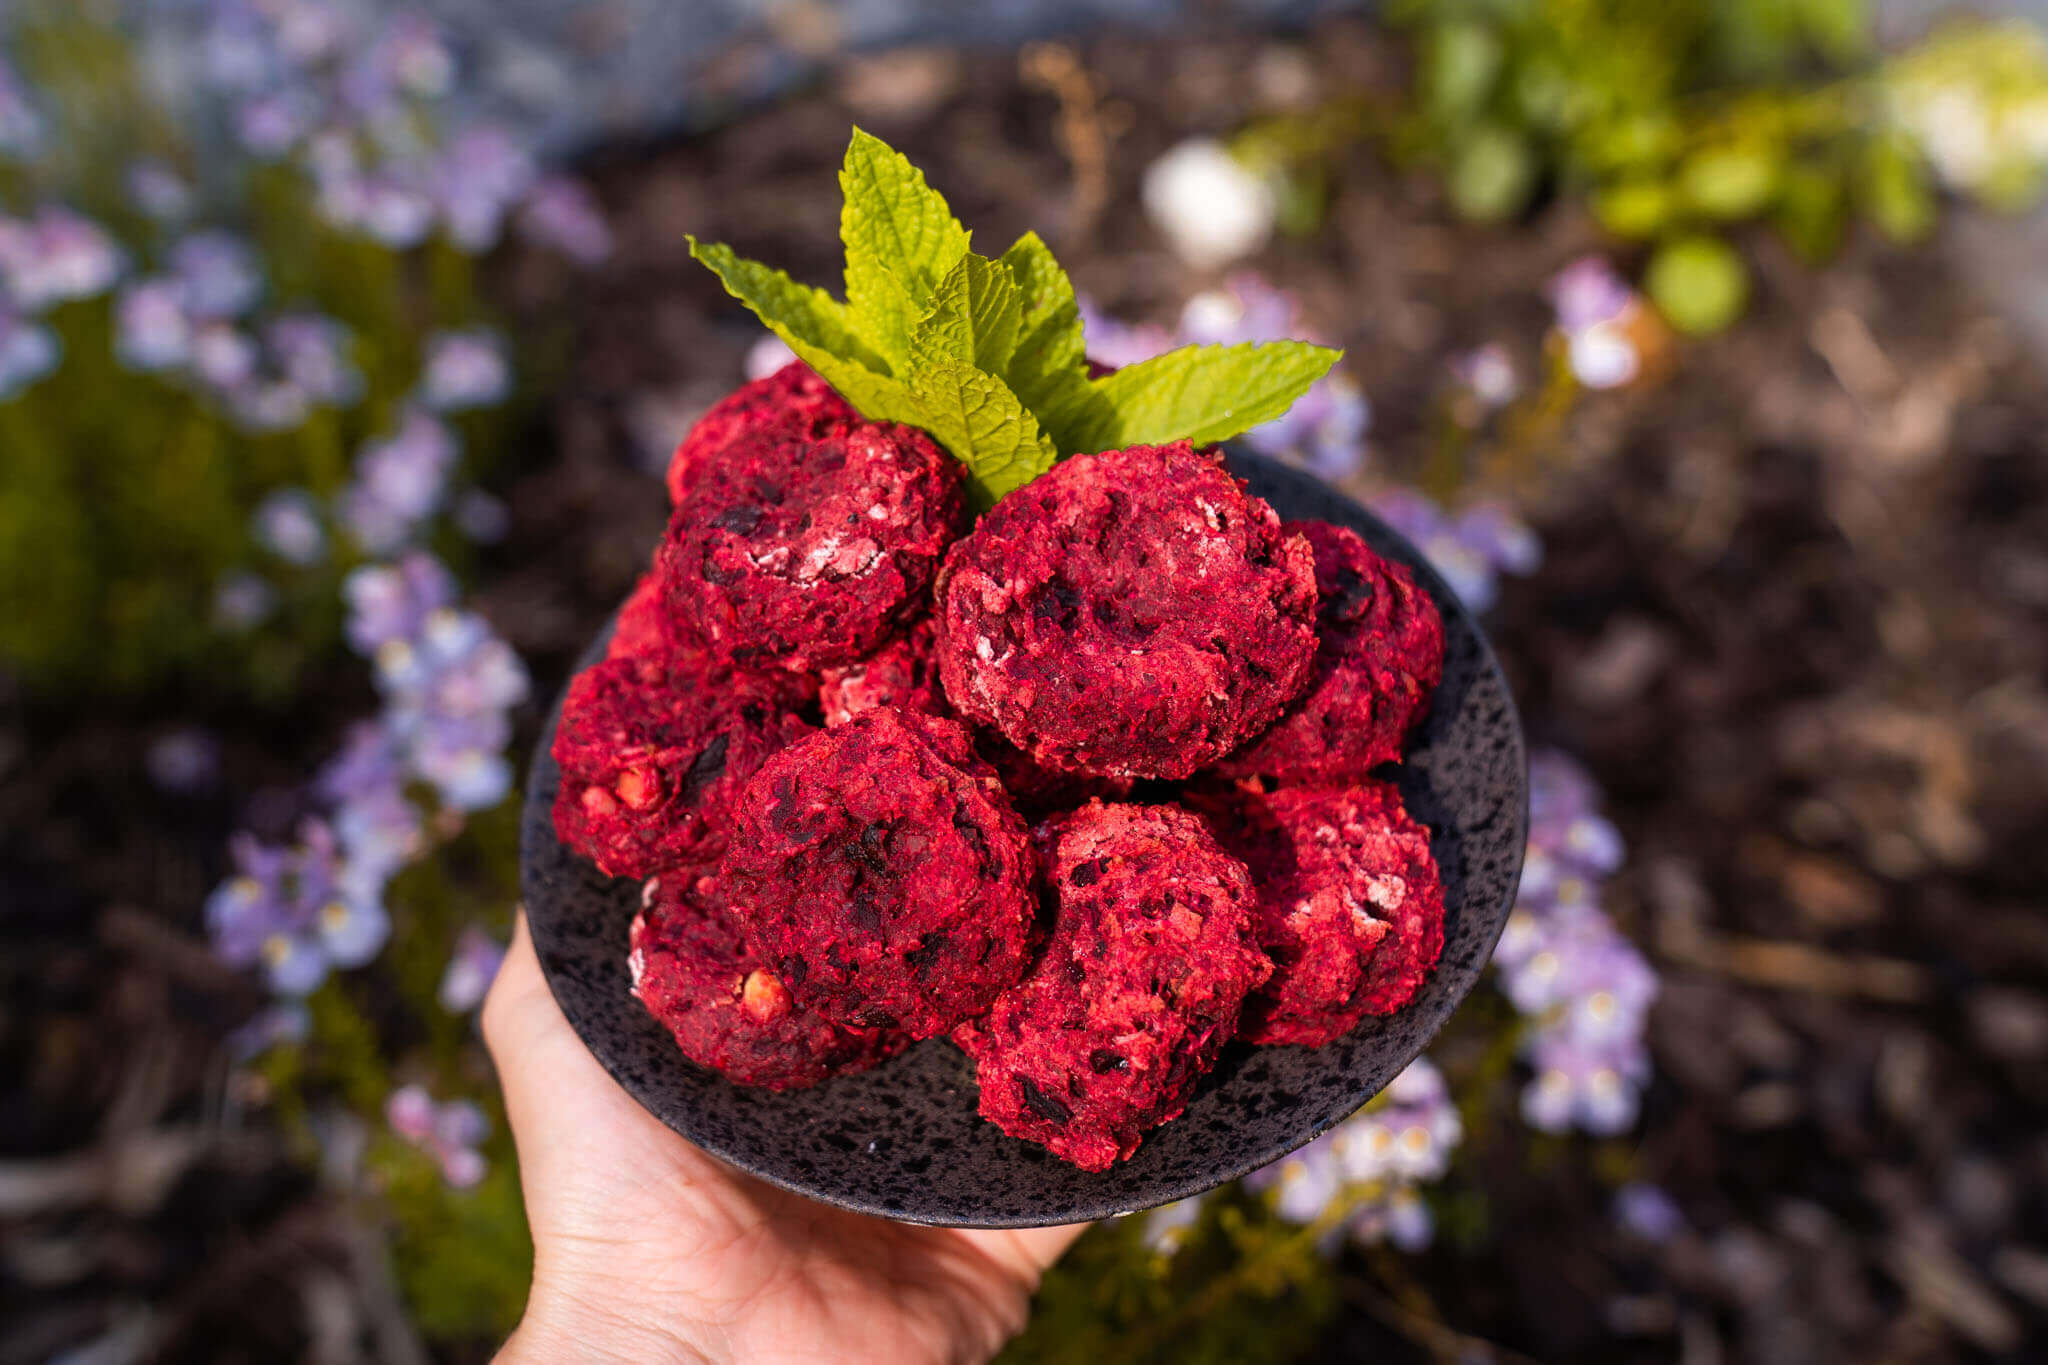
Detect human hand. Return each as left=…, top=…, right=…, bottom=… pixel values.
left=483, top=911, right=1088, bottom=1365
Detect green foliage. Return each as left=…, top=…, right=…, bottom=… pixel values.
left=691, top=129, right=1341, bottom=505
left=1646, top=236, right=1749, bottom=334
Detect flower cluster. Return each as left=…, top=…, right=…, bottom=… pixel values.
left=0, top=206, right=122, bottom=398
left=387, top=1084, right=490, bottom=1188
left=1241, top=1057, right=1463, bottom=1252
left=1368, top=489, right=1540, bottom=613
left=1078, top=274, right=1370, bottom=481
left=1494, top=751, right=1656, bottom=1135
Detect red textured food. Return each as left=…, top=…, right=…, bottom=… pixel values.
left=1220, top=521, right=1444, bottom=782
left=630, top=864, right=907, bottom=1089
left=953, top=801, right=1271, bottom=1170
left=817, top=618, right=948, bottom=727
left=551, top=653, right=812, bottom=879
left=656, top=378, right=968, bottom=674
left=605, top=569, right=682, bottom=664
left=935, top=441, right=1318, bottom=779
left=721, top=707, right=1037, bottom=1038
left=1199, top=780, right=1443, bottom=1045
left=664, top=360, right=857, bottom=507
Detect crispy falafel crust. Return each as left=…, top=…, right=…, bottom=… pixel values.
left=935, top=441, right=1318, bottom=780
left=721, top=708, right=1037, bottom=1039
left=1220, top=521, right=1444, bottom=782
left=664, top=361, right=857, bottom=507
left=953, top=801, right=1271, bottom=1170
left=630, top=865, right=907, bottom=1089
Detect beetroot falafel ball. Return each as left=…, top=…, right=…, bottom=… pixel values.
left=605, top=569, right=683, bottom=664
left=629, top=864, right=906, bottom=1089
left=551, top=652, right=812, bottom=879
left=817, top=618, right=948, bottom=727
left=721, top=707, right=1037, bottom=1038
left=656, top=393, right=968, bottom=675
left=952, top=801, right=1271, bottom=1171
left=1200, top=780, right=1444, bottom=1045
left=664, top=360, right=857, bottom=507
left=1220, top=522, right=1444, bottom=782
left=935, top=441, right=1318, bottom=780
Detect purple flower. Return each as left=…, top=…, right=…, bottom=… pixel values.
left=341, top=14, right=454, bottom=114
left=228, top=380, right=312, bottom=434
left=316, top=721, right=422, bottom=884
left=418, top=329, right=510, bottom=411
left=1520, top=1032, right=1651, bottom=1135
left=315, top=149, right=438, bottom=249
left=0, top=208, right=124, bottom=312
left=199, top=3, right=282, bottom=95
left=317, top=721, right=407, bottom=803
left=252, top=488, right=327, bottom=565
left=1615, top=1183, right=1685, bottom=1243
left=169, top=231, right=263, bottom=319
left=338, top=411, right=459, bottom=553
left=264, top=313, right=360, bottom=404
left=517, top=176, right=613, bottom=265
left=1142, top=1196, right=1207, bottom=1254
left=213, top=571, right=277, bottom=630
left=0, top=56, right=45, bottom=158
left=1549, top=257, right=1642, bottom=390
left=386, top=1085, right=489, bottom=1188
left=0, top=307, right=59, bottom=399
left=127, top=160, right=195, bottom=222
left=1451, top=343, right=1519, bottom=410
left=147, top=727, right=222, bottom=794
left=377, top=608, right=527, bottom=812
left=191, top=322, right=259, bottom=390
left=205, top=820, right=390, bottom=996
left=1370, top=489, right=1541, bottom=613
left=745, top=332, right=797, bottom=381
left=1077, top=296, right=1173, bottom=369
left=438, top=926, right=505, bottom=1012
left=227, top=1001, right=311, bottom=1061
left=437, top=125, right=536, bottom=251
left=342, top=551, right=457, bottom=655
left=116, top=279, right=194, bottom=372
left=237, top=88, right=319, bottom=158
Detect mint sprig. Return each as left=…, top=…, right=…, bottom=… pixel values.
left=689, top=128, right=1343, bottom=508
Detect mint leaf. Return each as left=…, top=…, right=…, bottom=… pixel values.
left=998, top=232, right=1114, bottom=455
left=1069, top=341, right=1343, bottom=452
left=909, top=253, right=1022, bottom=374
left=840, top=128, right=971, bottom=370
left=688, top=236, right=887, bottom=372
left=903, top=359, right=1056, bottom=508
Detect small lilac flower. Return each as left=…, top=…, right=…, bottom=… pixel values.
left=0, top=307, right=59, bottom=399
left=342, top=551, right=457, bottom=655
left=333, top=785, right=423, bottom=888
left=436, top=125, right=537, bottom=251
left=191, top=323, right=259, bottom=390
left=128, top=160, right=195, bottom=222
left=517, top=176, right=614, bottom=265
left=237, top=88, right=318, bottom=158
left=378, top=609, right=528, bottom=811
left=227, top=1001, right=311, bottom=1061
left=1548, top=257, right=1642, bottom=391
left=199, top=3, right=281, bottom=94
left=0, top=208, right=124, bottom=312
left=1142, top=1195, right=1207, bottom=1254
left=1521, top=1032, right=1650, bottom=1135
left=418, top=329, right=510, bottom=411
left=386, top=1085, right=489, bottom=1188
left=252, top=487, right=327, bottom=565
left=272, top=0, right=352, bottom=65
left=317, top=721, right=407, bottom=804
left=147, top=727, right=222, bottom=794
left=1370, top=488, right=1540, bottom=613
left=213, top=571, right=277, bottom=630
left=346, top=14, right=455, bottom=109
left=229, top=380, right=312, bottom=434
left=0, top=57, right=45, bottom=158
left=346, top=168, right=438, bottom=249
left=745, top=332, right=797, bottom=381
left=169, top=231, right=263, bottom=319
left=205, top=820, right=390, bottom=995
left=452, top=489, right=510, bottom=543
left=1349, top=1185, right=1434, bottom=1252
left=339, top=411, right=459, bottom=554
left=116, top=279, right=194, bottom=372
left=265, top=313, right=360, bottom=405
left=1451, top=343, right=1520, bottom=410
left=1615, top=1183, right=1685, bottom=1243
left=438, top=926, right=505, bottom=1012
left=1077, top=296, right=1173, bottom=368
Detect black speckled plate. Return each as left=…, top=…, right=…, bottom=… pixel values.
left=520, top=448, right=1526, bottom=1228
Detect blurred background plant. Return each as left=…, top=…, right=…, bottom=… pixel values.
left=7, top=1, right=2048, bottom=1362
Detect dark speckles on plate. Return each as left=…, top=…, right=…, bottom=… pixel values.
left=520, top=449, right=1526, bottom=1228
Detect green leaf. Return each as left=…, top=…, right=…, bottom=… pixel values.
left=839, top=127, right=971, bottom=370
left=1646, top=235, right=1750, bottom=335
left=1447, top=123, right=1536, bottom=223
left=901, top=359, right=1056, bottom=508
left=908, top=252, right=1022, bottom=374
left=688, top=235, right=921, bottom=424
left=687, top=236, right=886, bottom=372
left=997, top=231, right=1115, bottom=453
left=1680, top=144, right=1781, bottom=219
left=1069, top=341, right=1343, bottom=453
